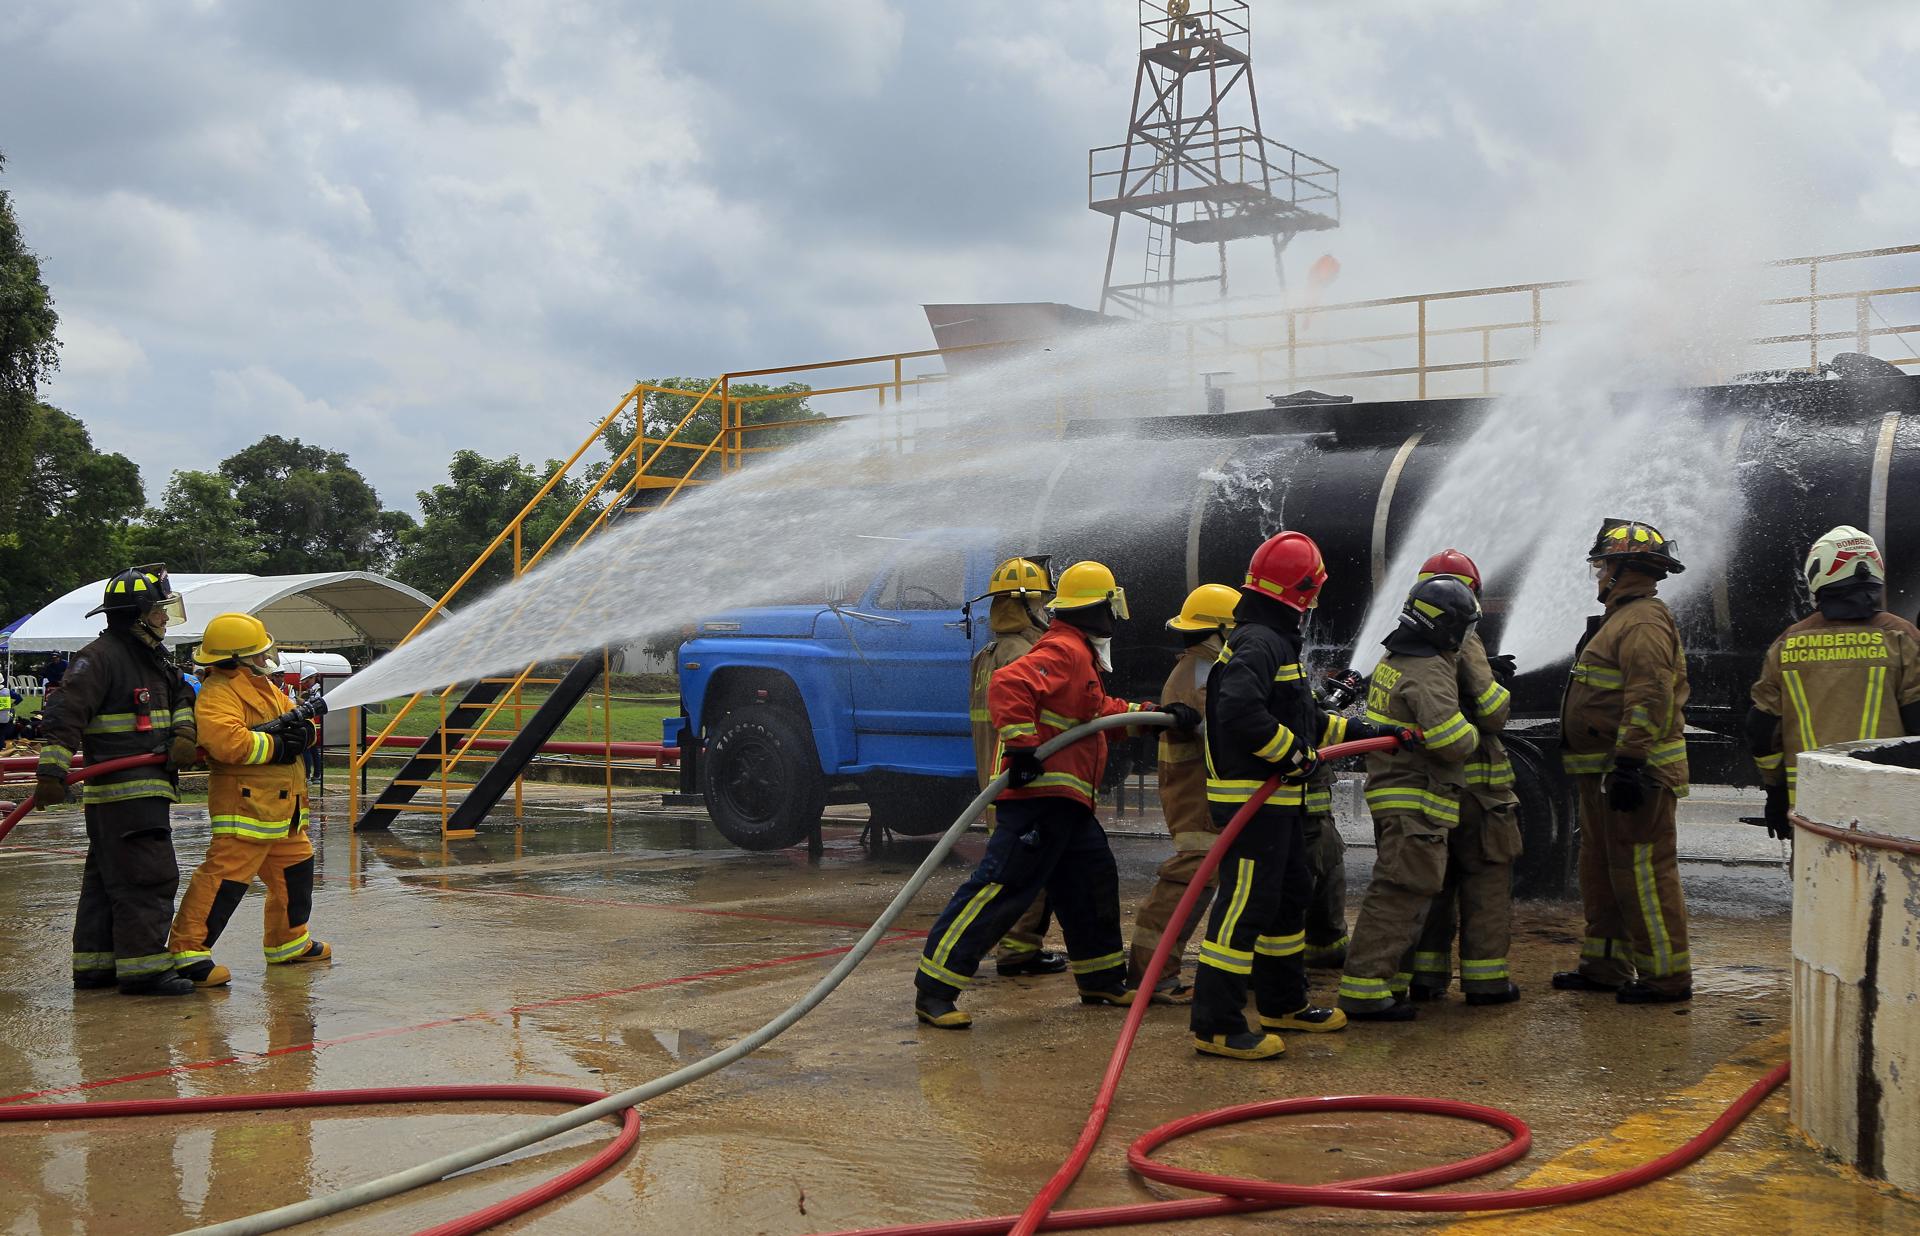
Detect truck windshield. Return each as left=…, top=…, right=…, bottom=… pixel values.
left=871, top=547, right=967, bottom=611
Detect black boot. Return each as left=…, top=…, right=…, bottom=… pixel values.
left=1465, top=982, right=1522, bottom=1006
left=1408, top=983, right=1449, bottom=1002
left=996, top=949, right=1068, bottom=977
left=1616, top=980, right=1691, bottom=1005
left=1551, top=970, right=1621, bottom=993
left=119, top=972, right=196, bottom=997
left=1194, top=1030, right=1285, bottom=1060
left=1344, top=998, right=1418, bottom=1022
left=914, top=995, right=972, bottom=1028
left=73, top=971, right=117, bottom=990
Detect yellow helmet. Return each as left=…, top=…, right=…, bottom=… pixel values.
left=1167, top=583, right=1238, bottom=632
left=1048, top=560, right=1129, bottom=619
left=195, top=613, right=274, bottom=666
left=985, top=557, right=1053, bottom=598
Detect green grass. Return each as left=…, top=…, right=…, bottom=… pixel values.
left=360, top=689, right=679, bottom=747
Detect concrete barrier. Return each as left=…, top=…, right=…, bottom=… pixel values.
left=1791, top=738, right=1920, bottom=1194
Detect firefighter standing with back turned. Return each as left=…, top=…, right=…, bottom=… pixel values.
left=914, top=561, right=1153, bottom=1028
left=35, top=567, right=200, bottom=996
left=1190, top=532, right=1409, bottom=1060
left=967, top=558, right=1069, bottom=979
left=1747, top=526, right=1920, bottom=833
left=1553, top=519, right=1693, bottom=1004
left=1125, top=583, right=1239, bottom=1002
left=167, top=613, right=331, bottom=986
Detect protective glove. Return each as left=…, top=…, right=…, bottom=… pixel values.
left=1320, top=667, right=1366, bottom=709
left=1279, top=744, right=1323, bottom=783
left=1347, top=715, right=1421, bottom=749
left=271, top=723, right=312, bottom=765
left=33, top=776, right=68, bottom=809
left=1005, top=747, right=1045, bottom=788
left=1488, top=654, right=1517, bottom=687
left=1604, top=756, right=1651, bottom=813
left=1390, top=726, right=1423, bottom=750
left=1763, top=783, right=1791, bottom=841
left=167, top=735, right=200, bottom=771
left=1158, top=701, right=1202, bottom=733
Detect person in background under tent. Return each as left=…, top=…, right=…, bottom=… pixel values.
left=302, top=680, right=325, bottom=783
left=966, top=557, right=1065, bottom=978
left=1191, top=532, right=1410, bottom=1060
left=35, top=567, right=199, bottom=996
left=914, top=561, right=1152, bottom=1029
left=167, top=612, right=329, bottom=988
left=1747, top=525, right=1920, bottom=835
left=1552, top=519, right=1694, bottom=1005
left=1124, top=583, right=1237, bottom=1002
left=42, top=651, right=69, bottom=697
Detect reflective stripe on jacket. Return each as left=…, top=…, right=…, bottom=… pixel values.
left=1457, top=630, right=1518, bottom=807
left=200, top=666, right=308, bottom=841
left=1559, top=573, right=1690, bottom=792
left=1363, top=649, right=1476, bottom=827
left=988, top=620, right=1141, bottom=808
left=36, top=627, right=197, bottom=805
left=1750, top=610, right=1920, bottom=803
left=1204, top=621, right=1346, bottom=813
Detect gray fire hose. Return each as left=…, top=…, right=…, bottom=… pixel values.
left=185, top=712, right=1170, bottom=1235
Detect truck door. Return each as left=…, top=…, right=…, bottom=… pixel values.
left=847, top=542, right=978, bottom=773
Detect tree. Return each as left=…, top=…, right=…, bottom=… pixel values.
left=217, top=435, right=416, bottom=574
left=126, top=470, right=266, bottom=574
left=391, top=450, right=591, bottom=600
left=0, top=152, right=62, bottom=523
left=0, top=404, right=143, bottom=619
left=600, top=377, right=819, bottom=506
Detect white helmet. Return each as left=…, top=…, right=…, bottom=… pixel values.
left=1805, top=525, right=1885, bottom=593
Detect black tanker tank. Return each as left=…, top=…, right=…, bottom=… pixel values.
left=1033, top=365, right=1920, bottom=894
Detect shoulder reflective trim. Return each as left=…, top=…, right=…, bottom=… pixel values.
left=1216, top=643, right=1234, bottom=663
left=264, top=930, right=315, bottom=964
left=917, top=956, right=974, bottom=990
left=1753, top=751, right=1785, bottom=770
left=1861, top=664, right=1888, bottom=739
left=1320, top=713, right=1349, bottom=746
left=1039, top=709, right=1088, bottom=730
left=1272, top=662, right=1305, bottom=683
left=1068, top=950, right=1125, bottom=975
left=1365, top=708, right=1414, bottom=729
left=81, top=778, right=179, bottom=805
left=1562, top=750, right=1611, bottom=775
left=1252, top=724, right=1295, bottom=762
left=1474, top=681, right=1511, bottom=716
left=1337, top=975, right=1393, bottom=1000
left=1647, top=738, right=1688, bottom=767
left=115, top=951, right=176, bottom=978
left=1571, top=662, right=1624, bottom=690
left=998, top=722, right=1038, bottom=740
left=1423, top=712, right=1475, bottom=750
left=1254, top=931, right=1305, bottom=957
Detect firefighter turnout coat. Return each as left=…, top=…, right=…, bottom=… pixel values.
left=1204, top=623, right=1348, bottom=813
left=1457, top=631, right=1518, bottom=810
left=1362, top=649, right=1479, bottom=825
left=1560, top=572, right=1690, bottom=793
left=1751, top=610, right=1920, bottom=802
left=38, top=627, right=197, bottom=803
left=988, top=620, right=1144, bottom=807
left=1157, top=635, right=1221, bottom=845
left=198, top=666, right=309, bottom=842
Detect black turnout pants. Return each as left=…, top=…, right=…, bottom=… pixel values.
left=1190, top=803, right=1311, bottom=1037
left=72, top=797, right=180, bottom=985
left=915, top=796, right=1125, bottom=1000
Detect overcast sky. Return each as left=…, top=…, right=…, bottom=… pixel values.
left=6, top=0, right=1919, bottom=513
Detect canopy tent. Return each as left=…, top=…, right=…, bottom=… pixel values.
left=8, top=572, right=441, bottom=654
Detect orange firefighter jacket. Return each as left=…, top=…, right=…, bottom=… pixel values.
left=1750, top=610, right=1920, bottom=802
left=1560, top=572, right=1690, bottom=793
left=199, top=666, right=309, bottom=842
left=988, top=620, right=1144, bottom=808
left=1157, top=634, right=1222, bottom=848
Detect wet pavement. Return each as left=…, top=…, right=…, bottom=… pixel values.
left=0, top=784, right=1912, bottom=1235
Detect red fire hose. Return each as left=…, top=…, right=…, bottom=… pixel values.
left=0, top=753, right=172, bottom=844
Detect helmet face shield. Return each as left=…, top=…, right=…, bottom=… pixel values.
left=1108, top=586, right=1129, bottom=622
left=160, top=594, right=187, bottom=628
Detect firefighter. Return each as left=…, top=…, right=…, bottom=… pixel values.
left=1301, top=674, right=1359, bottom=971
left=1335, top=576, right=1489, bottom=1019
left=167, top=613, right=329, bottom=986
left=1402, top=549, right=1523, bottom=1003
left=967, top=557, right=1068, bottom=978
left=1191, top=532, right=1409, bottom=1059
left=1552, top=519, right=1693, bottom=1004
left=1747, top=526, right=1920, bottom=834
left=1125, top=583, right=1238, bottom=1001
left=35, top=567, right=199, bottom=995
left=914, top=561, right=1157, bottom=1028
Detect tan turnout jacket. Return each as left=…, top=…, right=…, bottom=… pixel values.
left=1364, top=649, right=1478, bottom=827
left=1560, top=573, right=1690, bottom=794
left=1457, top=631, right=1517, bottom=808
left=1157, top=635, right=1221, bottom=849
left=1751, top=610, right=1920, bottom=802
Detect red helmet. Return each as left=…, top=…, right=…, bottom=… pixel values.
left=1417, top=548, right=1482, bottom=594
left=1244, top=531, right=1327, bottom=612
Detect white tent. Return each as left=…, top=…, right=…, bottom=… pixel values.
left=9, top=572, right=442, bottom=653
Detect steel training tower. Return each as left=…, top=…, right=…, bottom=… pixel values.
left=1091, top=0, right=1340, bottom=317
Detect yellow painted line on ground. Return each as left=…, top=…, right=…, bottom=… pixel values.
left=1449, top=1032, right=1912, bottom=1233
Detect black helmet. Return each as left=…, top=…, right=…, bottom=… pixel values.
left=86, top=565, right=182, bottom=621
left=1396, top=575, right=1480, bottom=651
left=1586, top=518, right=1685, bottom=575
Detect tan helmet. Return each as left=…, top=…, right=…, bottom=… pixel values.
left=1167, top=583, right=1239, bottom=633
left=195, top=613, right=275, bottom=666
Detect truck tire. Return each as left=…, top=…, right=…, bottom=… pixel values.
left=700, top=706, right=827, bottom=851
left=1509, top=734, right=1576, bottom=899
left=865, top=775, right=981, bottom=837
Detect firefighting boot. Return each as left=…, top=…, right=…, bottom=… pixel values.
left=1408, top=982, right=1449, bottom=1002
left=73, top=972, right=117, bottom=990
left=914, top=995, right=972, bottom=1029
left=1147, top=973, right=1195, bottom=1005
left=996, top=949, right=1069, bottom=978
left=276, top=940, right=332, bottom=964
left=1194, top=1031, right=1285, bottom=1060
left=1616, top=980, right=1692, bottom=1005
left=1078, top=984, right=1137, bottom=1008
left=178, top=959, right=233, bottom=988
left=119, top=972, right=196, bottom=997
left=1344, top=998, right=1418, bottom=1022
left=1551, top=971, right=1621, bottom=993
left=1259, top=1004, right=1348, bottom=1033
left=1464, top=982, right=1521, bottom=1006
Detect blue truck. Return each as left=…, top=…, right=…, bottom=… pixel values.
left=664, top=533, right=1009, bottom=849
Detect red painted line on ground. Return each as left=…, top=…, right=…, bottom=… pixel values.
left=0, top=935, right=922, bottom=1105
